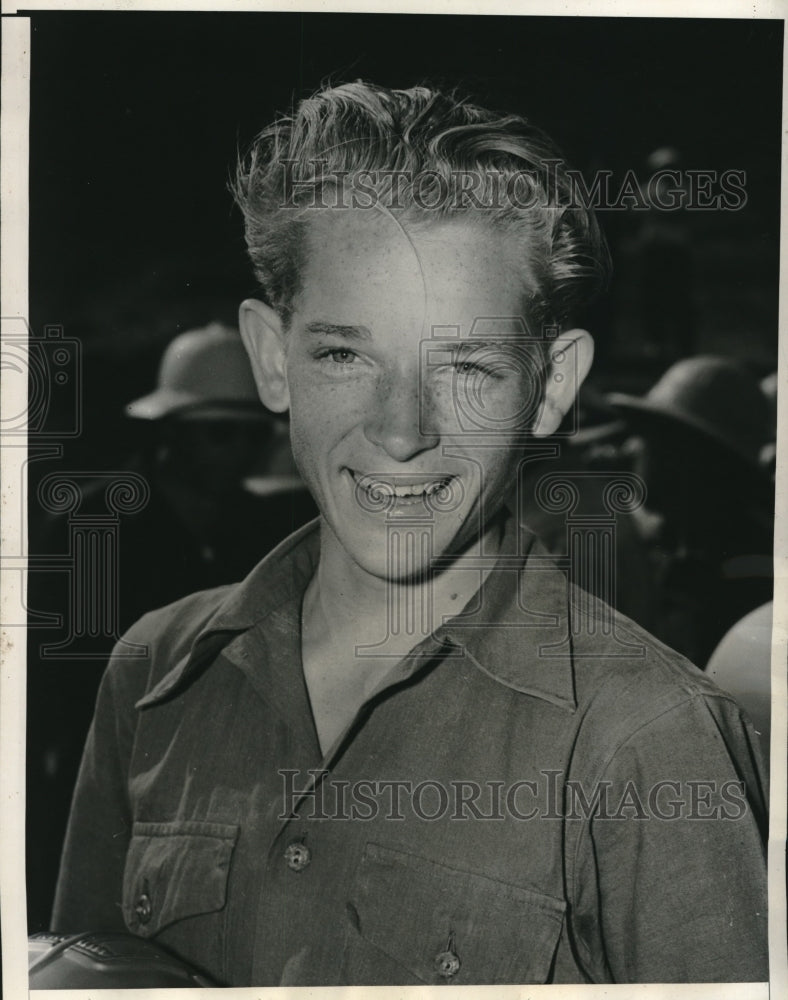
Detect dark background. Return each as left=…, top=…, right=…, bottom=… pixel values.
left=23, top=10, right=783, bottom=931
left=27, top=11, right=783, bottom=469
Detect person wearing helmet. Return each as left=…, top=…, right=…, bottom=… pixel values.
left=706, top=601, right=773, bottom=768
left=608, top=356, right=774, bottom=666
left=117, top=322, right=316, bottom=618
left=51, top=83, right=768, bottom=986
left=27, top=322, right=317, bottom=933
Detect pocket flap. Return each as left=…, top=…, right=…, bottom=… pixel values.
left=349, top=842, right=566, bottom=984
left=123, top=820, right=238, bottom=938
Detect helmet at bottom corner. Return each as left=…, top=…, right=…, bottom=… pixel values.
left=28, top=930, right=218, bottom=988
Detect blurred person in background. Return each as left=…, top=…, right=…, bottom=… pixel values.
left=608, top=147, right=696, bottom=371
left=518, top=384, right=659, bottom=633
left=632, top=148, right=697, bottom=363
left=759, top=371, right=778, bottom=475
left=701, top=371, right=777, bottom=771
left=26, top=322, right=316, bottom=931
left=117, top=322, right=316, bottom=623
left=707, top=601, right=773, bottom=770
left=608, top=355, right=774, bottom=668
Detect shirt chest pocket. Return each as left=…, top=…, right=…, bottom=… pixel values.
left=122, top=820, right=239, bottom=980
left=345, top=842, right=566, bottom=985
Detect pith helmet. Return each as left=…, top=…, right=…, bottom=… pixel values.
left=125, top=323, right=266, bottom=421
left=607, top=356, right=771, bottom=468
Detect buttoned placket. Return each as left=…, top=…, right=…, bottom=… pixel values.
left=264, top=626, right=459, bottom=839
left=236, top=608, right=460, bottom=984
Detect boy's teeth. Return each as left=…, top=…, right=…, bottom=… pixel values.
left=361, top=476, right=449, bottom=498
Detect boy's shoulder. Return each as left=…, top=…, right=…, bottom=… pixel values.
left=104, top=519, right=322, bottom=700
left=467, top=528, right=733, bottom=722
left=125, top=583, right=238, bottom=663
left=100, top=584, right=238, bottom=709
left=564, top=582, right=755, bottom=758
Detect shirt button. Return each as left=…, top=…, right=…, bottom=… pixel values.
left=284, top=841, right=311, bottom=872
left=434, top=949, right=461, bottom=978
left=134, top=893, right=152, bottom=925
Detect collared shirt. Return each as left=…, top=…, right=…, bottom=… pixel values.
left=52, top=518, right=769, bottom=985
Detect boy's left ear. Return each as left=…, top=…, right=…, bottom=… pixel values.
left=532, top=329, right=594, bottom=437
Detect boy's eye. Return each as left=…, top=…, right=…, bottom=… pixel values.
left=453, top=358, right=500, bottom=378
left=442, top=345, right=509, bottom=379
left=319, top=348, right=357, bottom=365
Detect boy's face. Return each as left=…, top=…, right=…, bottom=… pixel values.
left=242, top=211, right=585, bottom=580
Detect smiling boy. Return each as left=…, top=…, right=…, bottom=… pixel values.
left=52, top=83, right=768, bottom=986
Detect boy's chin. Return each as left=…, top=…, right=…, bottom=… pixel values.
left=339, top=525, right=476, bottom=583
left=347, top=547, right=437, bottom=584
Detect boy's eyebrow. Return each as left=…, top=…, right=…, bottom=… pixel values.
left=304, top=321, right=372, bottom=341
left=442, top=339, right=529, bottom=353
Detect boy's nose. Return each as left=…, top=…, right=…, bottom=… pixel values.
left=363, top=370, right=440, bottom=462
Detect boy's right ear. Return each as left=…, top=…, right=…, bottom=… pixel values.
left=238, top=298, right=290, bottom=413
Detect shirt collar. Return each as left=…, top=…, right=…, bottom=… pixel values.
left=136, top=519, right=321, bottom=709
left=439, top=522, right=577, bottom=711
left=137, top=513, right=576, bottom=713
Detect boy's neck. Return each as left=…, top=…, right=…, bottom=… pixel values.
left=304, top=515, right=507, bottom=653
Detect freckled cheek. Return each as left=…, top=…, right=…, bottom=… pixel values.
left=423, top=381, right=463, bottom=432
left=287, top=378, right=372, bottom=463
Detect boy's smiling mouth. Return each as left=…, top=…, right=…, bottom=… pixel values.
left=349, top=470, right=457, bottom=507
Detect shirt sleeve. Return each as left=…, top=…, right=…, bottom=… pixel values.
left=571, top=692, right=769, bottom=983
left=50, top=642, right=150, bottom=934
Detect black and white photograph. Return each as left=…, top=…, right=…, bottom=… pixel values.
left=1, top=1, right=786, bottom=995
